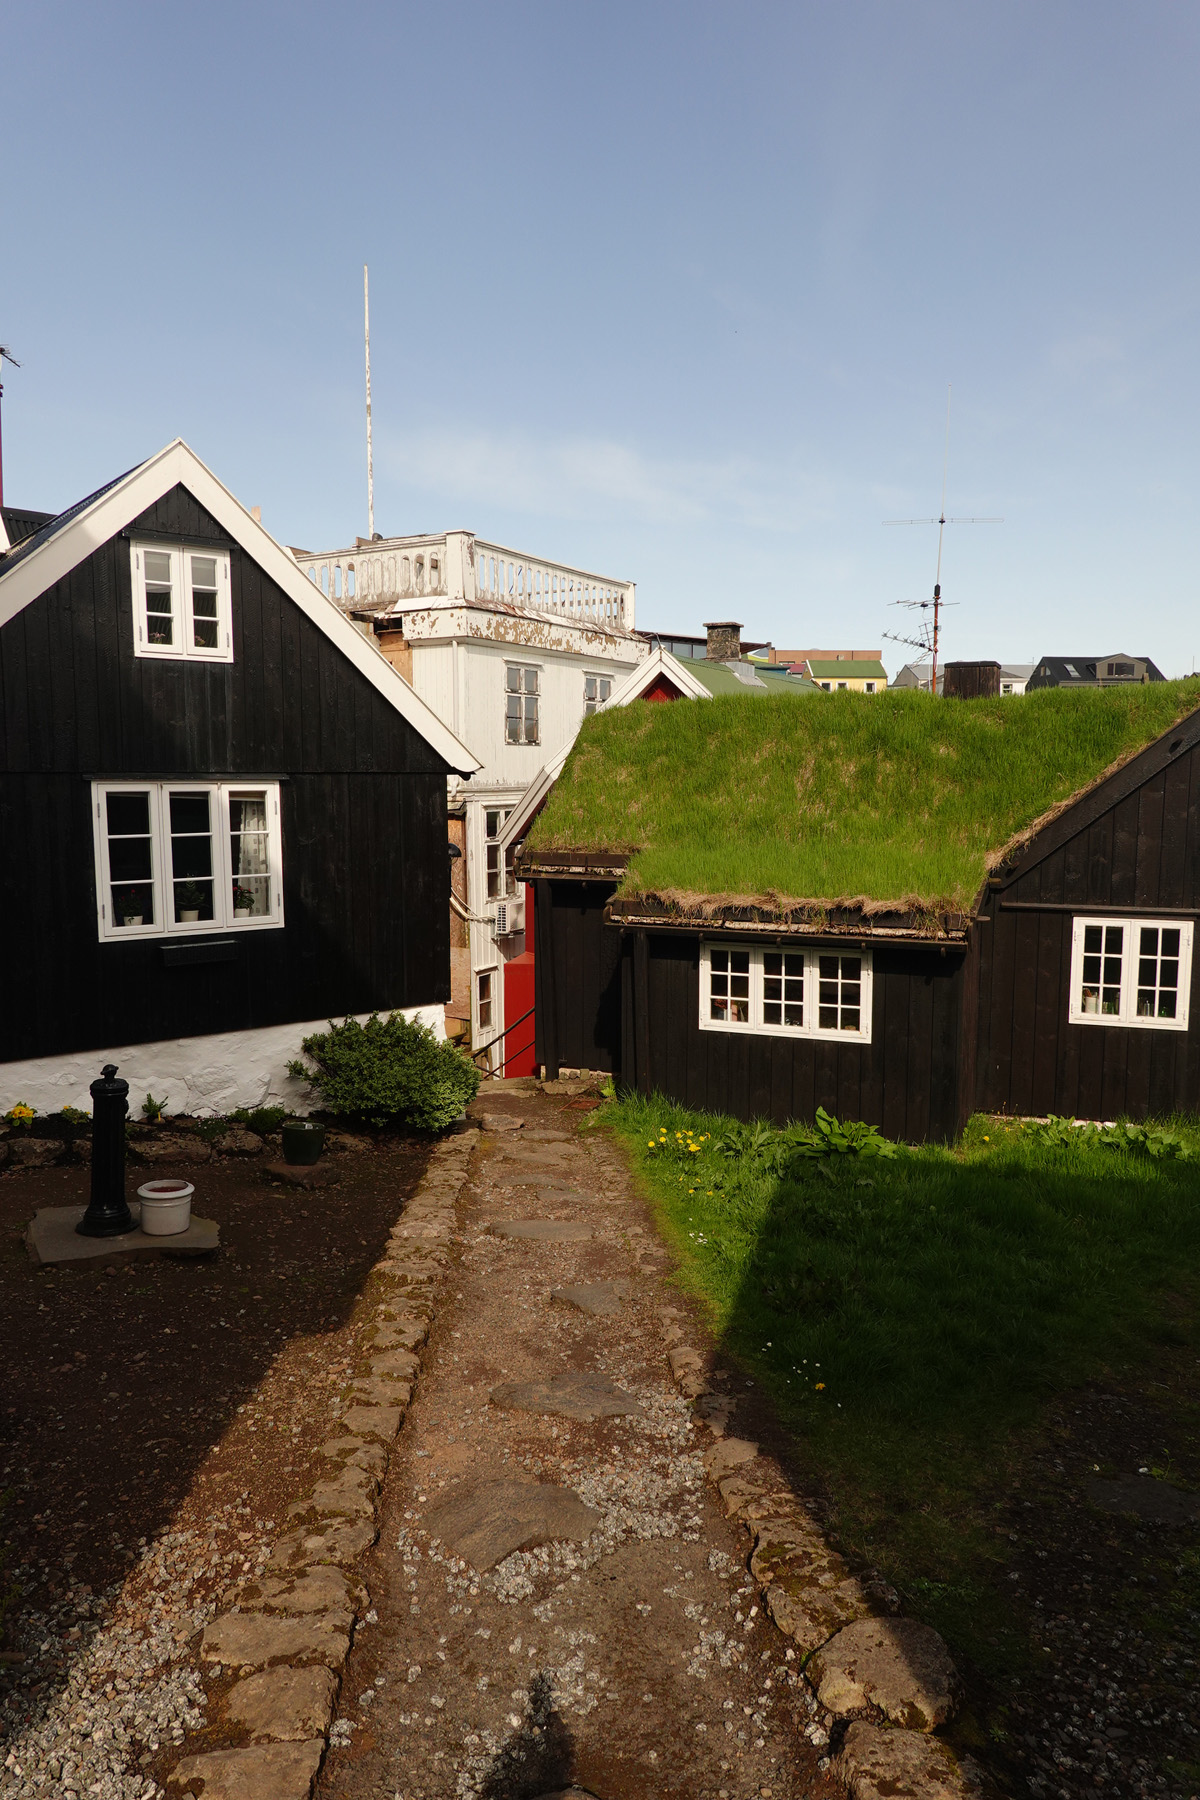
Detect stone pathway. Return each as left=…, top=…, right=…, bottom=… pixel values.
left=314, top=1090, right=840, bottom=1800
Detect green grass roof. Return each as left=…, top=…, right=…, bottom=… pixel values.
left=528, top=682, right=1200, bottom=911
left=688, top=660, right=819, bottom=697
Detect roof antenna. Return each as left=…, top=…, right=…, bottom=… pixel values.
left=363, top=265, right=375, bottom=541
left=882, top=385, right=1002, bottom=693
left=0, top=343, right=21, bottom=512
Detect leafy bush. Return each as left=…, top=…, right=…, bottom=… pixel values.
left=230, top=1105, right=291, bottom=1134
left=288, top=1012, right=480, bottom=1132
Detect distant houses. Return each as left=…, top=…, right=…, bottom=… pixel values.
left=0, top=442, right=479, bottom=1114
left=892, top=655, right=1163, bottom=695
left=1027, top=653, right=1165, bottom=689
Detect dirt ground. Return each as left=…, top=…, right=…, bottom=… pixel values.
left=315, top=1090, right=840, bottom=1800
left=0, top=1129, right=430, bottom=1778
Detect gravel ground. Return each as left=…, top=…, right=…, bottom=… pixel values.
left=0, top=1135, right=430, bottom=1796
left=316, top=1092, right=841, bottom=1800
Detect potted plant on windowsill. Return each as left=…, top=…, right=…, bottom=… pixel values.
left=231, top=883, right=256, bottom=919
left=177, top=881, right=207, bottom=923
left=121, top=886, right=151, bottom=928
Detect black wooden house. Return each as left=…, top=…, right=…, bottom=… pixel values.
left=0, top=440, right=479, bottom=1114
left=518, top=686, right=1200, bottom=1136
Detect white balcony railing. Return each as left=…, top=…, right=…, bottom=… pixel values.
left=291, top=530, right=635, bottom=633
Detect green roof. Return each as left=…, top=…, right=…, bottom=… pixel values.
left=688, top=659, right=819, bottom=697
left=804, top=658, right=888, bottom=682
left=527, top=682, right=1200, bottom=912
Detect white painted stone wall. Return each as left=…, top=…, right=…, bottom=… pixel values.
left=0, top=1005, right=446, bottom=1119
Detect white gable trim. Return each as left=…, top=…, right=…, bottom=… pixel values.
left=604, top=646, right=711, bottom=705
left=495, top=742, right=574, bottom=857
left=0, top=440, right=481, bottom=775
left=496, top=648, right=708, bottom=856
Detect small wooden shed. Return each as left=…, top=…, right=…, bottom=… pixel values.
left=518, top=684, right=1200, bottom=1136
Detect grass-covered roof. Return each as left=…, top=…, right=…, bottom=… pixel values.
left=527, top=682, right=1200, bottom=912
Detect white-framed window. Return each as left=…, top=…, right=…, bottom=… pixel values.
left=1001, top=682, right=1013, bottom=695
left=583, top=671, right=612, bottom=715
left=1068, top=916, right=1193, bottom=1031
left=92, top=780, right=283, bottom=940
left=505, top=664, right=540, bottom=744
left=864, top=680, right=877, bottom=694
left=130, top=542, right=233, bottom=662
left=477, top=969, right=495, bottom=1032
left=819, top=681, right=832, bottom=692
left=485, top=807, right=513, bottom=900
left=699, top=942, right=873, bottom=1042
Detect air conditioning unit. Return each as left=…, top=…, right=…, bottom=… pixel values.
left=492, top=895, right=525, bottom=936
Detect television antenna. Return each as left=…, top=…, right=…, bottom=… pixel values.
left=363, top=267, right=374, bottom=540
left=882, top=385, right=1001, bottom=693
left=0, top=343, right=20, bottom=512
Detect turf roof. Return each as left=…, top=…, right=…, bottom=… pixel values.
left=527, top=681, right=1200, bottom=912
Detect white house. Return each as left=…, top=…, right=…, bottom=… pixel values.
left=290, top=530, right=645, bottom=1057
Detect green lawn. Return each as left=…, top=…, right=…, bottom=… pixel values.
left=529, top=681, right=1200, bottom=909
left=595, top=1096, right=1200, bottom=1686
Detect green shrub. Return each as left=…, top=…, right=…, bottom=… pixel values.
left=230, top=1105, right=291, bottom=1134
left=288, top=1012, right=480, bottom=1132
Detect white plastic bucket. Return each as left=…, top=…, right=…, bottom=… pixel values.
left=136, top=1179, right=194, bottom=1236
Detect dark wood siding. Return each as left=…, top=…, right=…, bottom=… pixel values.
left=975, top=738, right=1200, bottom=1120
left=0, top=484, right=450, bottom=1063
left=539, top=883, right=967, bottom=1139
left=533, top=879, right=622, bottom=1075
left=628, top=935, right=964, bottom=1140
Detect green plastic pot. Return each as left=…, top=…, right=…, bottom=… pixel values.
left=282, top=1120, right=325, bottom=1165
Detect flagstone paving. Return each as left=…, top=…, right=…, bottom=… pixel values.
left=315, top=1089, right=839, bottom=1800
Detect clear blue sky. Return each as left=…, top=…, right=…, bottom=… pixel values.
left=4, top=2, right=1200, bottom=672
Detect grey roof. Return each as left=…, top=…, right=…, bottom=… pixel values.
left=0, top=468, right=141, bottom=579
left=1028, top=653, right=1166, bottom=688
left=1, top=507, right=56, bottom=547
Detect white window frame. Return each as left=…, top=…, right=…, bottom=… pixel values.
left=504, top=663, right=541, bottom=745
left=92, top=780, right=284, bottom=941
left=1068, top=915, right=1192, bottom=1032
left=698, top=941, right=873, bottom=1043
left=583, top=671, right=612, bottom=716
left=864, top=680, right=877, bottom=693
left=131, top=542, right=233, bottom=662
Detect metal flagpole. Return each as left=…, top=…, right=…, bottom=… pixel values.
left=363, top=265, right=374, bottom=540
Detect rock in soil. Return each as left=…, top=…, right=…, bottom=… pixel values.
left=833, top=1720, right=984, bottom=1800
left=424, top=1477, right=603, bottom=1570
left=224, top=1665, right=338, bottom=1742
left=490, top=1369, right=645, bottom=1422
left=168, top=1738, right=325, bottom=1798
left=810, top=1616, right=960, bottom=1730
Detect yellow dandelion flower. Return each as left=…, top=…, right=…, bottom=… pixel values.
left=815, top=1382, right=826, bottom=1391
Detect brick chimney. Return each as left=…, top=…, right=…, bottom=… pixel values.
left=705, top=621, right=743, bottom=661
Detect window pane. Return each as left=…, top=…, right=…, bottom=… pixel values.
left=523, top=668, right=538, bottom=693
left=1083, top=924, right=1102, bottom=954
left=1140, top=926, right=1159, bottom=956
left=170, top=791, right=214, bottom=920
left=230, top=791, right=270, bottom=916
left=107, top=791, right=151, bottom=836
left=171, top=793, right=211, bottom=835
left=109, top=836, right=153, bottom=883
left=145, top=550, right=174, bottom=644
left=506, top=668, right=521, bottom=692
left=1162, top=928, right=1181, bottom=958
left=191, top=555, right=217, bottom=588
